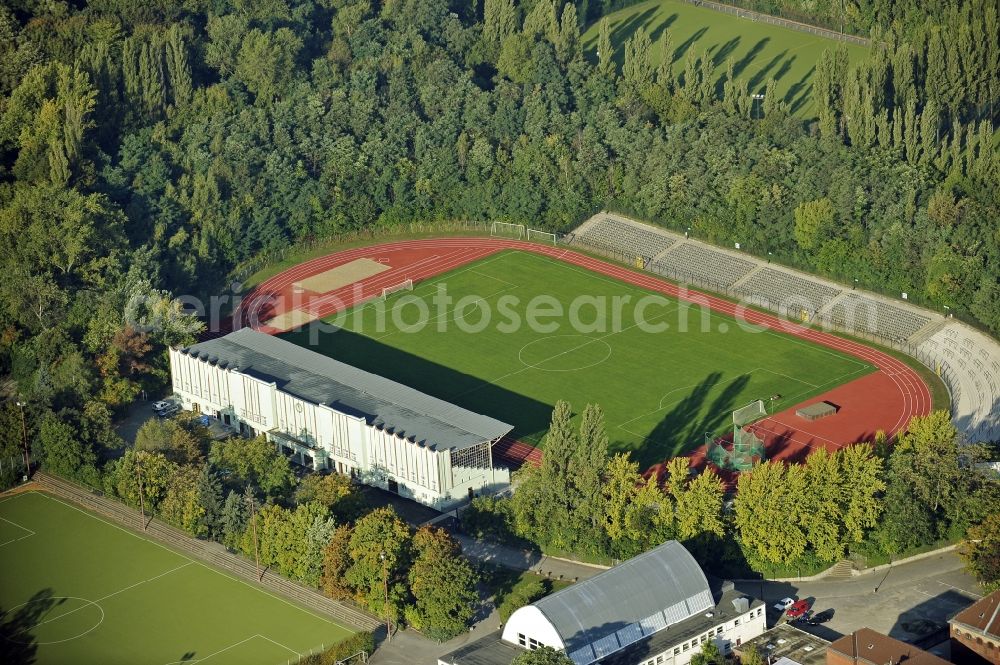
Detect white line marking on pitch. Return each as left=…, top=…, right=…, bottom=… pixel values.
left=0, top=514, right=36, bottom=548
left=32, top=492, right=346, bottom=629
left=162, top=633, right=302, bottom=664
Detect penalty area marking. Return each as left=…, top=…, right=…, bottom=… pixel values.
left=0, top=514, right=36, bottom=548
left=162, top=633, right=302, bottom=664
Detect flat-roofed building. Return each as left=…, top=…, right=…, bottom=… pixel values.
left=950, top=589, right=1000, bottom=665
left=735, top=622, right=830, bottom=665
left=827, top=629, right=951, bottom=665
left=169, top=328, right=512, bottom=508
left=438, top=541, right=766, bottom=665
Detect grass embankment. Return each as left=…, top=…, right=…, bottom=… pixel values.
left=581, top=0, right=868, bottom=116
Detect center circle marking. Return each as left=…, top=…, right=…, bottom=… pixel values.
left=518, top=335, right=613, bottom=372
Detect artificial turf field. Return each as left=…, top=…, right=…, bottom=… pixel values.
left=282, top=250, right=874, bottom=466
left=0, top=491, right=352, bottom=665
left=581, top=0, right=869, bottom=116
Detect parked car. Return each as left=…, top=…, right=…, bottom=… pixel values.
left=152, top=400, right=172, bottom=412
left=156, top=404, right=181, bottom=418
left=774, top=597, right=796, bottom=611
left=786, top=599, right=811, bottom=618
left=807, top=609, right=834, bottom=625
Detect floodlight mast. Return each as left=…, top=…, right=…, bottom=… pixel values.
left=136, top=452, right=147, bottom=531
left=247, top=489, right=262, bottom=581
left=16, top=400, right=30, bottom=477
left=380, top=551, right=392, bottom=643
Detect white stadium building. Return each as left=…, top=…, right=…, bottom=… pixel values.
left=168, top=328, right=513, bottom=508
left=439, top=540, right=766, bottom=665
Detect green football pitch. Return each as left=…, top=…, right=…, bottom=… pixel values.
left=283, top=251, right=873, bottom=465
left=0, top=491, right=352, bottom=665
left=581, top=0, right=869, bottom=116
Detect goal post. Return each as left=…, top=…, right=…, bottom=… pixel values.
left=381, top=279, right=413, bottom=299
left=490, top=221, right=525, bottom=239
left=732, top=399, right=767, bottom=427
left=527, top=228, right=558, bottom=245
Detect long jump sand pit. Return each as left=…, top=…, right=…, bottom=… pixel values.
left=294, top=258, right=390, bottom=293
left=264, top=307, right=319, bottom=332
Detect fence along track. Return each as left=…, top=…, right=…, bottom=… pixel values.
left=32, top=472, right=382, bottom=632
left=679, top=0, right=870, bottom=46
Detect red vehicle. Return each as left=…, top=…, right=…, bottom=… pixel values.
left=786, top=599, right=811, bottom=618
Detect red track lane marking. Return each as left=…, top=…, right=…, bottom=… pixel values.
left=236, top=238, right=931, bottom=471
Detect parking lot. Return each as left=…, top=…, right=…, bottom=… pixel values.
left=738, top=550, right=983, bottom=646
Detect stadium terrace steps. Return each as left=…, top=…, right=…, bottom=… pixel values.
left=907, top=319, right=948, bottom=347
left=735, top=266, right=843, bottom=315
left=917, top=323, right=1000, bottom=442
left=574, top=215, right=677, bottom=259
left=568, top=212, right=1000, bottom=443
left=819, top=293, right=932, bottom=342
left=650, top=241, right=759, bottom=289
left=33, top=472, right=383, bottom=632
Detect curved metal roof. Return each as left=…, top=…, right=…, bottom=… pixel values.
left=531, top=540, right=712, bottom=659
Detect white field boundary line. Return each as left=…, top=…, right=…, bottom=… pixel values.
left=32, top=561, right=195, bottom=630
left=306, top=245, right=502, bottom=317
left=526, top=249, right=873, bottom=371
left=370, top=284, right=521, bottom=340
left=31, top=492, right=348, bottom=630
left=0, top=491, right=33, bottom=506
left=0, top=514, right=36, bottom=548
left=302, top=252, right=447, bottom=311
left=163, top=633, right=302, bottom=665
left=246, top=238, right=929, bottom=443
left=527, top=242, right=928, bottom=439
left=615, top=363, right=869, bottom=448
left=449, top=303, right=681, bottom=400
left=325, top=249, right=512, bottom=326
left=332, top=250, right=515, bottom=334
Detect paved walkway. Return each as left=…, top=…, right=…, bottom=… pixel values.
left=736, top=550, right=982, bottom=644
left=454, top=534, right=603, bottom=581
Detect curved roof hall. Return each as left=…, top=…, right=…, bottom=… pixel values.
left=532, top=540, right=713, bottom=655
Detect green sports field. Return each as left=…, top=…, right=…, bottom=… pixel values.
left=582, top=0, right=868, bottom=116
left=283, top=251, right=873, bottom=466
left=0, top=491, right=352, bottom=665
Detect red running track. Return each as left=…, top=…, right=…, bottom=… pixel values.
left=235, top=238, right=932, bottom=473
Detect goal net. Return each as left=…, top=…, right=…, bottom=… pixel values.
left=490, top=222, right=525, bottom=239
left=732, top=399, right=767, bottom=427
left=381, top=279, right=413, bottom=299
left=705, top=400, right=767, bottom=472
left=527, top=228, right=557, bottom=245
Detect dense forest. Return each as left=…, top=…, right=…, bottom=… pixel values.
left=0, top=0, right=997, bottom=487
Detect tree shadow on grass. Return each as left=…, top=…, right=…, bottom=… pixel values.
left=711, top=37, right=742, bottom=67
left=586, top=6, right=661, bottom=67
left=672, top=26, right=709, bottom=64
left=732, top=37, right=770, bottom=78
left=772, top=55, right=797, bottom=83
left=628, top=372, right=753, bottom=469
left=0, top=589, right=60, bottom=665
left=784, top=65, right=813, bottom=103
left=278, top=326, right=554, bottom=443
left=646, top=13, right=679, bottom=49
left=748, top=49, right=788, bottom=92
